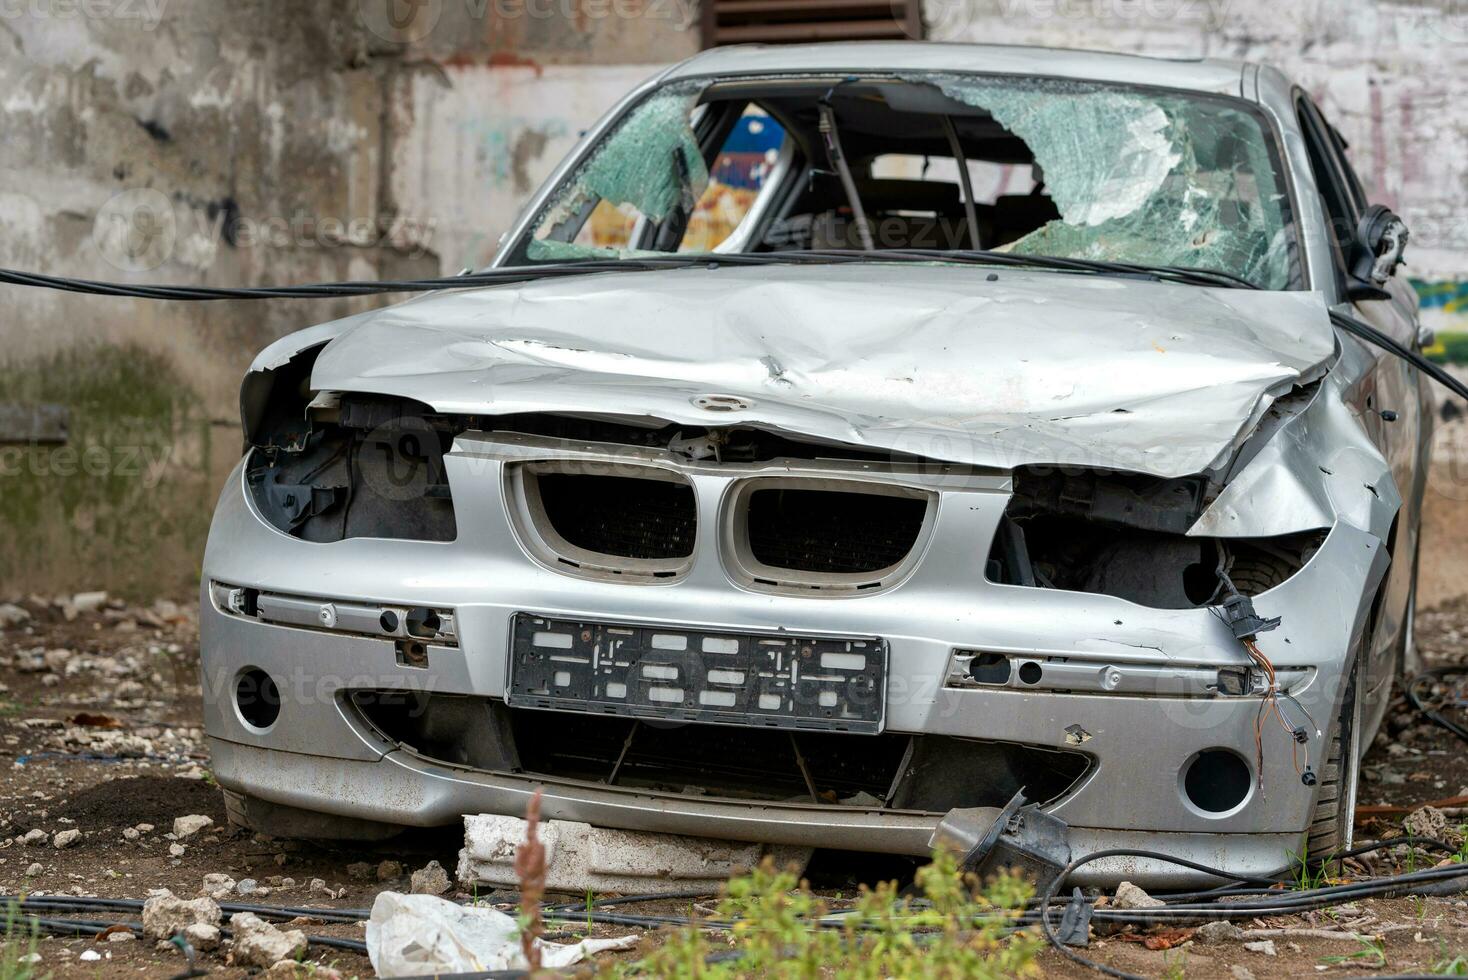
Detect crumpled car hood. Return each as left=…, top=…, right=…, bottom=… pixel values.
left=308, top=264, right=1336, bottom=478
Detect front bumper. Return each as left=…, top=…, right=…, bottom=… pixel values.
left=201, top=450, right=1388, bottom=885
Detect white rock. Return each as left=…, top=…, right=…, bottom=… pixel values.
left=25, top=862, right=42, bottom=876
left=52, top=829, right=80, bottom=849
left=1112, top=881, right=1165, bottom=910
left=79, top=949, right=102, bottom=962
left=236, top=878, right=260, bottom=895
left=169, top=843, right=186, bottom=858
left=107, top=931, right=136, bottom=943
left=182, top=923, right=221, bottom=951
left=20, top=829, right=47, bottom=846
left=0, top=603, right=30, bottom=628
left=173, top=815, right=214, bottom=839
left=122, top=828, right=140, bottom=841
left=141, top=892, right=221, bottom=941
left=70, top=591, right=108, bottom=613
left=228, top=912, right=307, bottom=968
left=200, top=873, right=237, bottom=900
left=1243, top=939, right=1277, bottom=956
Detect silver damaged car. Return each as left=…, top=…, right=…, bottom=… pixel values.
left=202, top=43, right=1431, bottom=885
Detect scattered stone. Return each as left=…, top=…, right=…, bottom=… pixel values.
left=173, top=814, right=214, bottom=839
left=236, top=878, right=260, bottom=896
left=42, top=648, right=72, bottom=672
left=309, top=878, right=344, bottom=899
left=410, top=859, right=451, bottom=895
left=201, top=873, right=237, bottom=900
left=169, top=843, right=187, bottom=858
left=122, top=828, right=140, bottom=841
left=346, top=861, right=374, bottom=881
left=1196, top=920, right=1245, bottom=944
left=376, top=860, right=403, bottom=882
left=0, top=602, right=30, bottom=628
left=70, top=591, right=109, bottom=614
left=182, top=923, right=221, bottom=952
left=1112, top=881, right=1164, bottom=910
left=20, top=829, right=47, bottom=846
left=228, top=912, right=307, bottom=968
left=141, top=892, right=222, bottom=941
left=79, top=949, right=102, bottom=962
left=25, top=863, right=42, bottom=877
left=52, top=829, right=80, bottom=849
left=1242, top=939, right=1277, bottom=956
left=1404, top=805, right=1456, bottom=843
left=1229, top=965, right=1256, bottom=980
left=136, top=823, right=154, bottom=833
left=265, top=962, right=342, bottom=979
left=106, top=931, right=136, bottom=943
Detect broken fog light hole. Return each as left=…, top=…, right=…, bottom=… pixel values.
left=395, top=638, right=429, bottom=668
left=1181, top=748, right=1251, bottom=814
left=967, top=652, right=1011, bottom=685
left=235, top=668, right=281, bottom=730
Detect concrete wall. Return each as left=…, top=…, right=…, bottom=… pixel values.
left=0, top=1, right=691, bottom=596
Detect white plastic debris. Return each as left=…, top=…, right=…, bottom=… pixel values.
left=366, top=892, right=638, bottom=977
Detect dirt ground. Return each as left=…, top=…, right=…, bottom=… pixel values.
left=4, top=483, right=1468, bottom=977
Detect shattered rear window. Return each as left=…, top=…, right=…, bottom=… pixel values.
left=515, top=73, right=1296, bottom=289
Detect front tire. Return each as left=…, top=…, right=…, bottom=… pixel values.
left=1305, top=646, right=1363, bottom=863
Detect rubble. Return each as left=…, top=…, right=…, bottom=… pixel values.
left=141, top=891, right=221, bottom=940
left=52, top=828, right=80, bottom=849
left=201, top=873, right=237, bottom=900
left=0, top=602, right=31, bottom=628
left=183, top=923, right=221, bottom=951
left=228, top=912, right=307, bottom=968
left=173, top=814, right=214, bottom=838
left=1196, top=920, right=1246, bottom=943
left=410, top=859, right=451, bottom=895
left=1243, top=939, right=1278, bottom=956
left=1112, top=881, right=1165, bottom=910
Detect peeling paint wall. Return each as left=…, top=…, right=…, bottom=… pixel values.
left=0, top=1, right=691, bottom=596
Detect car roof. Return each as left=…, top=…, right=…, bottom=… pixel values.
left=664, top=41, right=1253, bottom=99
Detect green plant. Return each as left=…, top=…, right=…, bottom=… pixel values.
left=619, top=847, right=1040, bottom=978
left=1, top=902, right=42, bottom=980
left=1454, top=826, right=1468, bottom=865
left=1319, top=936, right=1386, bottom=970
left=1435, top=953, right=1468, bottom=975
left=1287, top=841, right=1328, bottom=891
left=1159, top=949, right=1188, bottom=980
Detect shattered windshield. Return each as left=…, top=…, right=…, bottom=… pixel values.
left=514, top=74, right=1297, bottom=289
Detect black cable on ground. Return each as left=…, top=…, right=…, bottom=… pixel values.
left=1406, top=665, right=1468, bottom=742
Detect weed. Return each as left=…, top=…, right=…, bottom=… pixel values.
left=621, top=846, right=1039, bottom=978
left=1, top=902, right=42, bottom=980
left=1159, top=948, right=1188, bottom=980
left=1319, top=935, right=1386, bottom=970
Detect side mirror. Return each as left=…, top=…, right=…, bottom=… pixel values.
left=1348, top=204, right=1409, bottom=300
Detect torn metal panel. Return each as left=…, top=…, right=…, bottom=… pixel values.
left=305, top=264, right=1335, bottom=479
left=1191, top=340, right=1400, bottom=540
